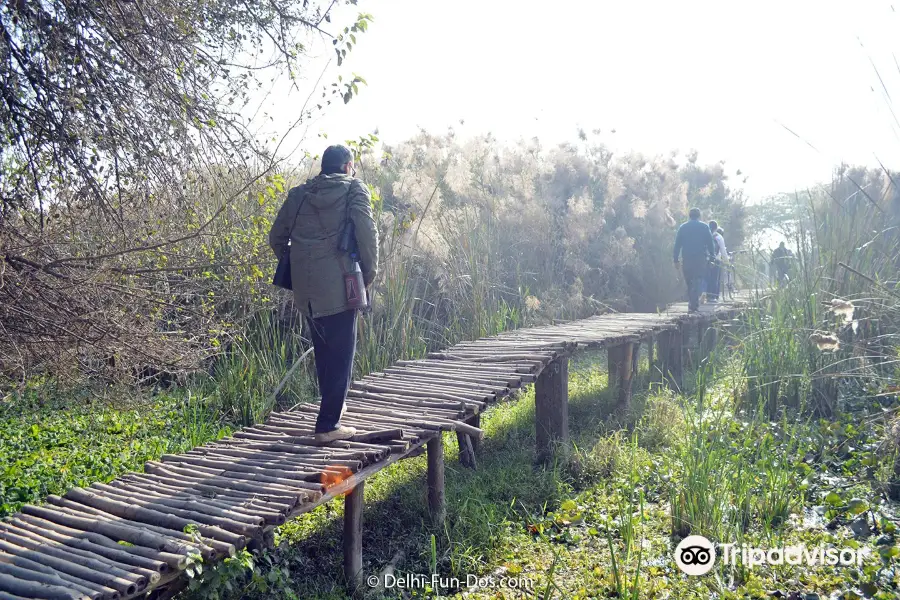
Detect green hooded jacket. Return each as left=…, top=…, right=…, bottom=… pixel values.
left=268, top=173, right=379, bottom=318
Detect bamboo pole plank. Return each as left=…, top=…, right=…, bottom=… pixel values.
left=316, top=413, right=432, bottom=441
left=230, top=431, right=408, bottom=456
left=147, top=461, right=323, bottom=496
left=287, top=397, right=463, bottom=423
left=142, top=462, right=310, bottom=504
left=0, top=553, right=107, bottom=600
left=63, top=488, right=248, bottom=548
left=18, top=504, right=193, bottom=558
left=228, top=440, right=385, bottom=464
left=382, top=366, right=519, bottom=387
left=341, top=399, right=468, bottom=425
left=0, top=569, right=96, bottom=600
left=268, top=412, right=424, bottom=438
left=368, top=373, right=509, bottom=396
left=11, top=514, right=184, bottom=572
left=351, top=382, right=484, bottom=405
left=427, top=352, right=550, bottom=366
left=105, top=479, right=287, bottom=526
left=190, top=446, right=363, bottom=470
left=89, top=483, right=265, bottom=529
left=345, top=389, right=476, bottom=413
left=239, top=423, right=409, bottom=451
left=0, top=523, right=159, bottom=587
left=41, top=498, right=224, bottom=561
left=0, top=551, right=108, bottom=598
left=263, top=410, right=478, bottom=441
left=395, top=359, right=539, bottom=374
left=360, top=374, right=501, bottom=398
left=118, top=471, right=299, bottom=509
left=342, top=398, right=467, bottom=420
left=331, top=404, right=484, bottom=439
left=214, top=437, right=356, bottom=457
left=228, top=428, right=395, bottom=456
left=159, top=454, right=326, bottom=484
left=0, top=538, right=140, bottom=597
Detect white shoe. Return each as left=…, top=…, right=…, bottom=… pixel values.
left=315, top=425, right=357, bottom=443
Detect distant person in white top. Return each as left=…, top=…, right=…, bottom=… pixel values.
left=717, top=227, right=732, bottom=296
left=706, top=220, right=726, bottom=302
left=714, top=226, right=727, bottom=260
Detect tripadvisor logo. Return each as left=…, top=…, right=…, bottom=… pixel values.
left=674, top=535, right=716, bottom=576
left=673, top=536, right=871, bottom=576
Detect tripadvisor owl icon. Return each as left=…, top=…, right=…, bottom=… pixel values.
left=674, top=535, right=716, bottom=576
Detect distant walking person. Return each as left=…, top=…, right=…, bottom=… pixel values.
left=770, top=241, right=793, bottom=284
left=717, top=228, right=734, bottom=298
left=706, top=220, right=727, bottom=303
left=673, top=208, right=716, bottom=313
left=269, top=145, right=379, bottom=442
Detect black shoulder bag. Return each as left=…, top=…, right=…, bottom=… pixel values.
left=272, top=188, right=310, bottom=290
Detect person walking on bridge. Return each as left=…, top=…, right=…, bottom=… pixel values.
left=269, top=145, right=379, bottom=443
left=770, top=241, right=793, bottom=285
left=706, top=220, right=727, bottom=303
left=673, top=207, right=716, bottom=313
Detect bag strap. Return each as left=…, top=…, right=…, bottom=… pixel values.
left=342, top=180, right=355, bottom=224
left=284, top=185, right=312, bottom=254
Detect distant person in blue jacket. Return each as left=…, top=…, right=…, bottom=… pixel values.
left=673, top=207, right=716, bottom=313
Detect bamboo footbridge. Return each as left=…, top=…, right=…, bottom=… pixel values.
left=0, top=293, right=755, bottom=600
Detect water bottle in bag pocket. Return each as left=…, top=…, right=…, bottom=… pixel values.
left=344, top=260, right=368, bottom=310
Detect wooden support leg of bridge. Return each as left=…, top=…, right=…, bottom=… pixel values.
left=467, top=414, right=481, bottom=454
left=700, top=322, right=719, bottom=361
left=535, top=356, right=569, bottom=464
left=607, top=350, right=618, bottom=390
left=670, top=326, right=685, bottom=389
left=457, top=431, right=477, bottom=470
left=608, top=342, right=635, bottom=410
left=631, top=341, right=641, bottom=377
left=344, top=481, right=365, bottom=594
left=427, top=436, right=446, bottom=525
left=654, top=331, right=670, bottom=385
left=457, top=414, right=480, bottom=469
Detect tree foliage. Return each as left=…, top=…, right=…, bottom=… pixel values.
left=366, top=130, right=745, bottom=318
left=0, top=0, right=370, bottom=379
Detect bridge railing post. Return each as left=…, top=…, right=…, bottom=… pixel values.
left=534, top=356, right=569, bottom=463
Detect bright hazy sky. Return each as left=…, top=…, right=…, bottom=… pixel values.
left=268, top=0, right=900, bottom=200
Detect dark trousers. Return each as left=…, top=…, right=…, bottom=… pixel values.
left=306, top=309, right=357, bottom=434
left=706, top=263, right=720, bottom=300
left=682, top=256, right=707, bottom=311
